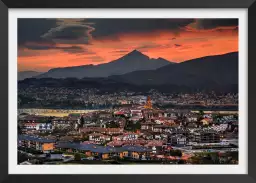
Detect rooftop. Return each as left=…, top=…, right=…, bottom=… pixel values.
left=18, top=135, right=56, bottom=143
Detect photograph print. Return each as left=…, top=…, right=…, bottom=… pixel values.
left=17, top=18, right=239, bottom=165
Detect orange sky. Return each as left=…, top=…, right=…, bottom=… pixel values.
left=18, top=23, right=238, bottom=72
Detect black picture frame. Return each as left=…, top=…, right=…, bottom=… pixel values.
left=0, top=0, right=254, bottom=182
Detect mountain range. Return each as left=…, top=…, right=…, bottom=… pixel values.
left=18, top=71, right=42, bottom=81
left=18, top=51, right=238, bottom=93
left=35, top=50, right=173, bottom=79
left=109, top=52, right=238, bottom=87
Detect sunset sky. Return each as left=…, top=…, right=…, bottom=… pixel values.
left=18, top=18, right=238, bottom=72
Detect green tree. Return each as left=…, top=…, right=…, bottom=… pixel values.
left=210, top=152, right=219, bottom=164
left=170, top=150, right=182, bottom=157
left=80, top=116, right=85, bottom=128
left=189, top=156, right=201, bottom=164
left=18, top=124, right=22, bottom=135
left=106, top=121, right=120, bottom=128
left=199, top=110, right=204, bottom=116
left=74, top=153, right=81, bottom=161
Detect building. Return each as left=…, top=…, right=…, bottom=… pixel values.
left=152, top=125, right=170, bottom=133
left=130, top=109, right=143, bottom=119
left=112, top=132, right=139, bottom=141
left=79, top=127, right=123, bottom=135
left=55, top=142, right=151, bottom=160
left=141, top=122, right=156, bottom=130
left=22, top=123, right=37, bottom=130
left=168, top=135, right=187, bottom=146
left=18, top=135, right=56, bottom=153
left=192, top=131, right=220, bottom=143
left=52, top=117, right=76, bottom=129
left=88, top=133, right=111, bottom=144
left=143, top=109, right=165, bottom=120
left=36, top=123, right=54, bottom=131
left=22, top=123, right=53, bottom=132
left=121, top=145, right=152, bottom=159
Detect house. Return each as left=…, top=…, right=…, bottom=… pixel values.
left=52, top=117, right=75, bottom=129
left=130, top=109, right=143, bottom=119
left=36, top=123, right=54, bottom=131
left=201, top=118, right=213, bottom=125
left=152, top=125, right=170, bottom=133
left=141, top=122, right=156, bottom=130
left=88, top=133, right=111, bottom=144
left=144, top=140, right=165, bottom=151
left=22, top=123, right=53, bottom=132
left=168, top=135, right=187, bottom=146
left=18, top=135, right=56, bottom=153
left=121, top=145, right=152, bottom=159
left=141, top=131, right=154, bottom=140
left=22, top=123, right=37, bottom=130
left=55, top=142, right=123, bottom=160
left=192, top=131, right=220, bottom=143
left=79, top=127, right=123, bottom=135
left=143, top=109, right=165, bottom=119
left=187, top=115, right=198, bottom=122
left=117, top=132, right=139, bottom=141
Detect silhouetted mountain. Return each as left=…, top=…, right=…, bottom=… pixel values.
left=109, top=52, right=238, bottom=88
left=19, top=52, right=238, bottom=93
left=36, top=50, right=173, bottom=79
left=18, top=71, right=43, bottom=81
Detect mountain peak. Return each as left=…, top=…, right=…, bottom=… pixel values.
left=125, top=49, right=146, bottom=57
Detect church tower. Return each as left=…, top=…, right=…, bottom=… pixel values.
left=144, top=96, right=152, bottom=109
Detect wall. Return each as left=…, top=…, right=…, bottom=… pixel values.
left=42, top=143, right=54, bottom=151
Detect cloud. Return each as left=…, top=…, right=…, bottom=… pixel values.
left=89, top=19, right=194, bottom=39
left=186, top=19, right=238, bottom=30
left=111, top=50, right=129, bottom=53
left=174, top=44, right=182, bottom=47
left=22, top=43, right=86, bottom=54
left=41, top=24, right=95, bottom=44
left=61, top=46, right=86, bottom=53
left=18, top=18, right=238, bottom=47
left=86, top=56, right=104, bottom=62
left=18, top=19, right=57, bottom=46
left=137, top=44, right=161, bottom=49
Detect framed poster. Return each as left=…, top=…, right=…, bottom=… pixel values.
left=0, top=0, right=255, bottom=182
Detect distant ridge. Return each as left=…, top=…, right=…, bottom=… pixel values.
left=36, top=50, right=174, bottom=79
left=19, top=52, right=238, bottom=93
left=109, top=52, right=238, bottom=86
left=18, top=71, right=43, bottom=81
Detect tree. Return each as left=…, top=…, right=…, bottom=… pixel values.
left=209, top=152, right=219, bottom=164
left=170, top=150, right=182, bottom=157
left=106, top=121, right=120, bottom=128
left=199, top=110, right=204, bottom=116
left=189, top=156, right=201, bottom=164
left=74, top=153, right=81, bottom=161
left=79, top=116, right=85, bottom=128
left=18, top=124, right=22, bottom=135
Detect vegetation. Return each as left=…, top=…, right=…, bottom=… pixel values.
left=189, top=152, right=238, bottom=164
left=106, top=121, right=120, bottom=128
left=74, top=153, right=81, bottom=161
left=169, top=150, right=182, bottom=157
left=79, top=116, right=85, bottom=128
left=18, top=124, right=22, bottom=135
left=18, top=147, right=43, bottom=154
left=125, top=121, right=141, bottom=132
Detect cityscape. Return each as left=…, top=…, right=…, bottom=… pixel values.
left=18, top=18, right=239, bottom=165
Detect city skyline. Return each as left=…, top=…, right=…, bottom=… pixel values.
left=18, top=18, right=238, bottom=72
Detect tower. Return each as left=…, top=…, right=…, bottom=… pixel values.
left=144, top=96, right=152, bottom=109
